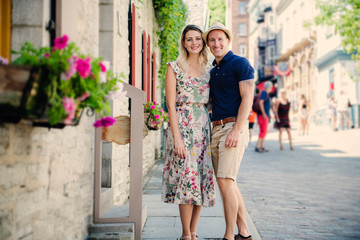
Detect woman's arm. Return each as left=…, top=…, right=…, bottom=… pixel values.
left=165, top=64, right=186, bottom=159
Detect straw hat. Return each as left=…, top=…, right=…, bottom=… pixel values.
left=202, top=22, right=232, bottom=44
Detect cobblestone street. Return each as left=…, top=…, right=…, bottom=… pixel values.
left=238, top=124, right=360, bottom=239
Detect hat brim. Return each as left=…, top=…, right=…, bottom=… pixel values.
left=202, top=27, right=232, bottom=44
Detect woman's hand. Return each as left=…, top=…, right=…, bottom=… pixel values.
left=276, top=117, right=280, bottom=123
left=174, top=137, right=186, bottom=159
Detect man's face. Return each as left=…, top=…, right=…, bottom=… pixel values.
left=207, top=30, right=230, bottom=60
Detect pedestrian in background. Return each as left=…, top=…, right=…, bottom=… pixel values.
left=248, top=110, right=256, bottom=142
left=274, top=88, right=294, bottom=150
left=162, top=24, right=216, bottom=240
left=337, top=90, right=354, bottom=129
left=204, top=22, right=254, bottom=240
left=255, top=81, right=272, bottom=153
left=298, top=94, right=309, bottom=135
left=328, top=96, right=337, bottom=131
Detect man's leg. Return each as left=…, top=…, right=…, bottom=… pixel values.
left=218, top=178, right=238, bottom=240
left=236, top=186, right=250, bottom=237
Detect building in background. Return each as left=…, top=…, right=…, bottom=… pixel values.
left=184, top=0, right=210, bottom=29
left=275, top=0, right=316, bottom=113
left=314, top=25, right=360, bottom=126
left=230, top=0, right=250, bottom=58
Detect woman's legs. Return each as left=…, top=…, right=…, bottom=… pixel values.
left=190, top=206, right=202, bottom=240
left=286, top=128, right=294, bottom=150
left=179, top=204, right=193, bottom=237
left=279, top=128, right=284, bottom=150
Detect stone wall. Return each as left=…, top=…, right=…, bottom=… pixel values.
left=183, top=0, right=209, bottom=29
left=0, top=0, right=162, bottom=239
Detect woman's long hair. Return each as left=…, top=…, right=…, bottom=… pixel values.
left=176, top=25, right=209, bottom=76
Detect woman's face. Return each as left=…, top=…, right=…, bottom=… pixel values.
left=183, top=30, right=203, bottom=55
left=280, top=91, right=286, bottom=98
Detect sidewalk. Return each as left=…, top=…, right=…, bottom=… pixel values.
left=142, top=161, right=262, bottom=240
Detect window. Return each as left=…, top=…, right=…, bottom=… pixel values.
left=238, top=2, right=246, bottom=15
left=239, top=44, right=246, bottom=57
left=238, top=23, right=246, bottom=36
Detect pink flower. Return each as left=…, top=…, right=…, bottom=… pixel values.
left=150, top=105, right=156, bottom=109
left=44, top=53, right=50, bottom=58
left=160, top=108, right=163, bottom=112
left=76, top=57, right=91, bottom=78
left=99, top=62, right=107, bottom=72
left=0, top=56, right=8, bottom=65
left=78, top=92, right=90, bottom=101
left=153, top=101, right=157, bottom=105
left=153, top=121, right=159, bottom=125
left=53, top=35, right=69, bottom=50
left=62, top=97, right=75, bottom=124
left=61, top=56, right=77, bottom=81
left=93, top=116, right=116, bottom=128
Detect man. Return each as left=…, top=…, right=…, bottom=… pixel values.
left=203, top=22, right=254, bottom=240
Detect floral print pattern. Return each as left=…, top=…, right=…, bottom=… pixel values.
left=161, top=62, right=216, bottom=207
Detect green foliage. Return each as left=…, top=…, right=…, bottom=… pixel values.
left=315, top=0, right=360, bottom=62
left=208, top=0, right=226, bottom=25
left=153, top=0, right=187, bottom=88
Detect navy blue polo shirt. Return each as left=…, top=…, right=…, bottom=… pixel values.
left=210, top=51, right=254, bottom=121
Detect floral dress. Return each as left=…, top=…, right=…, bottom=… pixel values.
left=161, top=62, right=216, bottom=207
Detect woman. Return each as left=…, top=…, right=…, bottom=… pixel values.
left=299, top=94, right=309, bottom=135
left=274, top=88, right=294, bottom=150
left=328, top=96, right=337, bottom=131
left=255, top=81, right=272, bottom=152
left=161, top=25, right=216, bottom=240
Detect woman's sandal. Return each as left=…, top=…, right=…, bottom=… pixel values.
left=179, top=236, right=191, bottom=240
left=191, top=232, right=198, bottom=239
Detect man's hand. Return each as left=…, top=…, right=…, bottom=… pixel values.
left=225, top=128, right=241, bottom=148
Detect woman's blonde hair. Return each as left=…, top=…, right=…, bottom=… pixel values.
left=176, top=25, right=209, bottom=75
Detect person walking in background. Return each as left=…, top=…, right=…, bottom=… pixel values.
left=255, top=81, right=272, bottom=153
left=274, top=88, right=294, bottom=150
left=337, top=90, right=354, bottom=129
left=203, top=22, right=254, bottom=240
left=162, top=24, right=216, bottom=240
left=298, top=94, right=309, bottom=135
left=328, top=96, right=338, bottom=131
left=248, top=110, right=256, bottom=142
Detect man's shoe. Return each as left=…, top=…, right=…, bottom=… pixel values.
left=255, top=147, right=263, bottom=153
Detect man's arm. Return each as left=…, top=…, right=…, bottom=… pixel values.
left=225, top=79, right=254, bottom=148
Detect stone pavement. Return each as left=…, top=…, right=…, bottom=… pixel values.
left=142, top=124, right=360, bottom=240
left=142, top=162, right=261, bottom=240
left=240, top=124, right=360, bottom=239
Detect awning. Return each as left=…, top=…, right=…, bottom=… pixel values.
left=276, top=37, right=315, bottom=62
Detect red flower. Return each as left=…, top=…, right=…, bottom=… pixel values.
left=76, top=58, right=91, bottom=78
left=53, top=35, right=69, bottom=50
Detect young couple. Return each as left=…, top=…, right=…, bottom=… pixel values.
left=161, top=22, right=255, bottom=240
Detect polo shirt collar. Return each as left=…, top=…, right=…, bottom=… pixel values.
left=212, top=50, right=234, bottom=66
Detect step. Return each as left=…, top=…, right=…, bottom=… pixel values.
left=88, top=223, right=134, bottom=240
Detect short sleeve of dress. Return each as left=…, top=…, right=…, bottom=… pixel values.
left=167, top=62, right=183, bottom=81
left=232, top=58, right=254, bottom=82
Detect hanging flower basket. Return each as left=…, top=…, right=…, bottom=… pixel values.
left=144, top=101, right=168, bottom=130
left=0, top=35, right=127, bottom=128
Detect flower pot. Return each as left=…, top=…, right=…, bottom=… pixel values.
left=30, top=108, right=83, bottom=129
left=144, top=112, right=162, bottom=130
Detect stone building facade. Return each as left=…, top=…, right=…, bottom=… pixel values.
left=0, top=0, right=161, bottom=239
left=230, top=0, right=250, bottom=59
left=183, top=0, right=210, bottom=29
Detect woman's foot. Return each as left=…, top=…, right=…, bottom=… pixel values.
left=255, top=147, right=263, bottom=153
left=180, top=236, right=191, bottom=240
left=191, top=232, right=198, bottom=240
left=280, top=144, right=284, bottom=150
left=290, top=146, right=294, bottom=150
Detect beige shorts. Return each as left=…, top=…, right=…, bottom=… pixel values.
left=211, top=122, right=249, bottom=181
